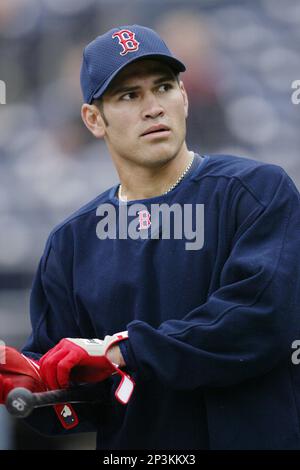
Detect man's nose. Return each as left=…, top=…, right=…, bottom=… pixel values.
left=142, top=93, right=164, bottom=120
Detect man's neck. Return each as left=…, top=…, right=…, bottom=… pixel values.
left=115, top=146, right=194, bottom=201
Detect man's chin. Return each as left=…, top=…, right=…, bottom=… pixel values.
left=139, top=146, right=178, bottom=168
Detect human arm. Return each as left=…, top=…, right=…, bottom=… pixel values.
left=21, top=240, right=111, bottom=435
left=120, top=167, right=300, bottom=389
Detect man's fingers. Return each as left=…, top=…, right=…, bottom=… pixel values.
left=40, top=348, right=68, bottom=390
left=56, top=351, right=82, bottom=389
left=39, top=342, right=64, bottom=365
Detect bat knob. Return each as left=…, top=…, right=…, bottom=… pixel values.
left=6, top=387, right=34, bottom=418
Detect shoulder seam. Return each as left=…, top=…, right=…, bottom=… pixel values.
left=193, top=174, right=267, bottom=208
left=48, top=191, right=113, bottom=239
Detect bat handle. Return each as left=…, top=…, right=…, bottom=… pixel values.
left=6, top=384, right=106, bottom=418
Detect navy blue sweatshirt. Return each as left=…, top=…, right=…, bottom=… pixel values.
left=23, top=154, right=300, bottom=449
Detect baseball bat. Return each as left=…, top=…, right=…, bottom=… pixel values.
left=6, top=384, right=106, bottom=418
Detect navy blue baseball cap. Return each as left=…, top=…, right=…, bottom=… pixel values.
left=80, top=25, right=186, bottom=104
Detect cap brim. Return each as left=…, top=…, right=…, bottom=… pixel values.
left=89, top=53, right=186, bottom=103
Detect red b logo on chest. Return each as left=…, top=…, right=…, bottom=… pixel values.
left=138, top=210, right=151, bottom=230
left=112, top=29, right=140, bottom=56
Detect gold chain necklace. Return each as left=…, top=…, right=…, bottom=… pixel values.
left=118, top=153, right=194, bottom=201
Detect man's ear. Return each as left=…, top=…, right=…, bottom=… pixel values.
left=179, top=81, right=189, bottom=119
left=81, top=103, right=106, bottom=138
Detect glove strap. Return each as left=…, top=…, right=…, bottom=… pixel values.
left=105, top=331, right=135, bottom=404
left=114, top=369, right=135, bottom=404
left=54, top=404, right=79, bottom=430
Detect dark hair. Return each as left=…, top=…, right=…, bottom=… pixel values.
left=92, top=97, right=109, bottom=126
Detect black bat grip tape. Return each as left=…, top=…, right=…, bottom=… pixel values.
left=6, top=385, right=105, bottom=418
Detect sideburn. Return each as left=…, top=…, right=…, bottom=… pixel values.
left=93, top=98, right=109, bottom=126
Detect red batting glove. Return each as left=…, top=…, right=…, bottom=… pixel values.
left=39, top=331, right=135, bottom=404
left=0, top=375, right=13, bottom=404
left=0, top=346, right=79, bottom=429
left=0, top=346, right=46, bottom=404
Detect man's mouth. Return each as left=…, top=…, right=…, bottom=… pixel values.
left=141, top=125, right=170, bottom=137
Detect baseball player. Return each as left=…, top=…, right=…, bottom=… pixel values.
left=1, top=24, right=300, bottom=450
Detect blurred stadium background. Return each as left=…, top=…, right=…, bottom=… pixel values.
left=0, top=0, right=300, bottom=449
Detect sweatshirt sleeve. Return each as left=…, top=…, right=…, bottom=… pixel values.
left=124, top=168, right=300, bottom=389
left=23, top=238, right=82, bottom=355
left=22, top=238, right=109, bottom=436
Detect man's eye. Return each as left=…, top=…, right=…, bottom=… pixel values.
left=121, top=92, right=137, bottom=101
left=158, top=83, right=173, bottom=93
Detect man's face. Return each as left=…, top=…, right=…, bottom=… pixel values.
left=99, top=59, right=188, bottom=168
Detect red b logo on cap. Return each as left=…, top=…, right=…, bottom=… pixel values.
left=112, top=29, right=140, bottom=56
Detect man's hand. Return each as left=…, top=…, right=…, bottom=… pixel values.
left=0, top=346, right=46, bottom=404
left=0, top=345, right=81, bottom=429
left=39, top=332, right=135, bottom=404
